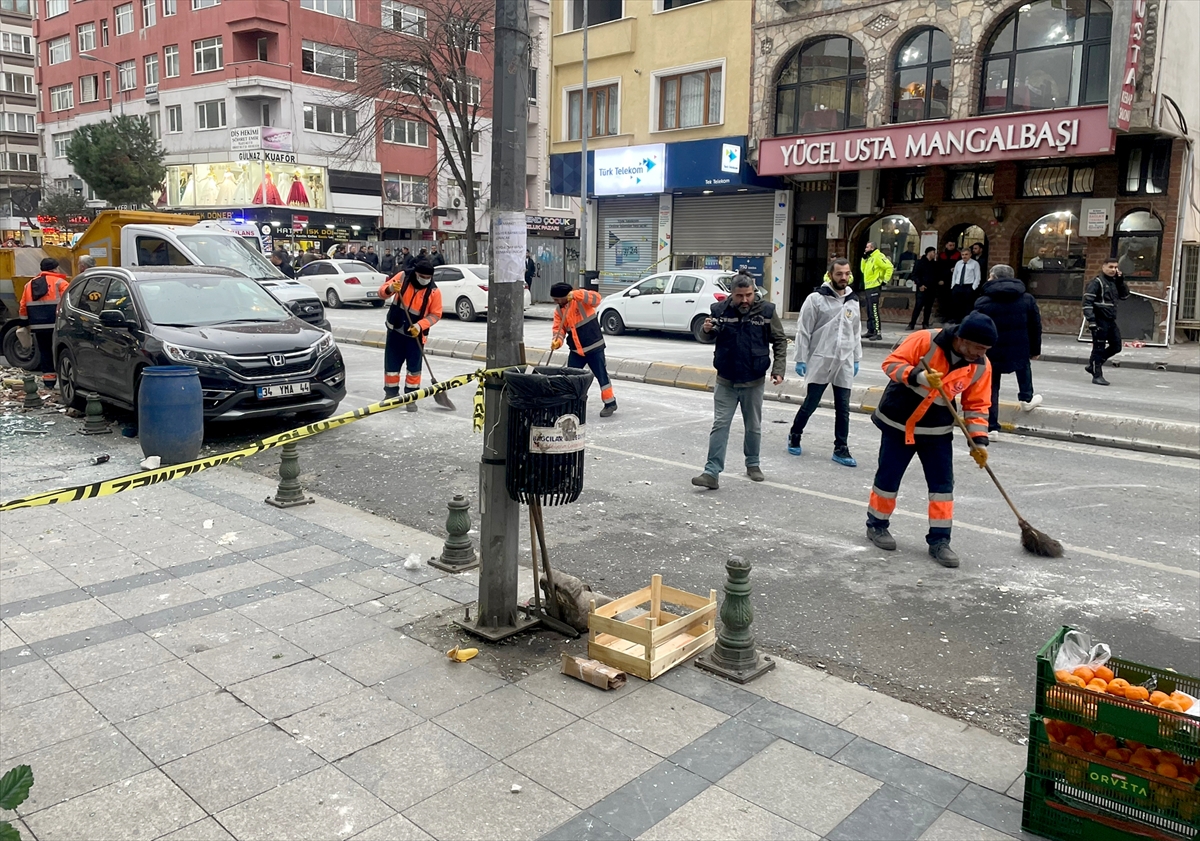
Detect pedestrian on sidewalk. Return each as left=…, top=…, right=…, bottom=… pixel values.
left=692, top=273, right=788, bottom=489
left=948, top=249, right=981, bottom=322
left=1083, top=258, right=1130, bottom=386
left=865, top=312, right=996, bottom=568
left=788, top=258, right=862, bottom=467
left=551, top=282, right=617, bottom=417
left=379, top=258, right=442, bottom=410
left=907, top=247, right=939, bottom=330
left=380, top=249, right=396, bottom=275
left=860, top=241, right=892, bottom=340
left=972, top=264, right=1043, bottom=437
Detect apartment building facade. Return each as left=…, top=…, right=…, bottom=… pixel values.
left=0, top=0, right=37, bottom=244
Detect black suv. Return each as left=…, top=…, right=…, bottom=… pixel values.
left=54, top=267, right=346, bottom=422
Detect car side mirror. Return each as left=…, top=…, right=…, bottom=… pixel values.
left=99, top=309, right=131, bottom=328
left=628, top=288, right=641, bottom=298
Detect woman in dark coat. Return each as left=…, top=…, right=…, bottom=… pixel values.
left=972, top=264, right=1043, bottom=435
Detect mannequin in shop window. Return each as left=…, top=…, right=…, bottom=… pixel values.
left=197, top=168, right=219, bottom=205
left=254, top=168, right=283, bottom=205
left=287, top=169, right=310, bottom=207
left=217, top=170, right=239, bottom=204
left=179, top=170, right=194, bottom=205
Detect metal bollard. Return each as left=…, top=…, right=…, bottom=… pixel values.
left=696, top=555, right=775, bottom=684
left=80, top=392, right=111, bottom=435
left=430, top=493, right=480, bottom=572
left=265, top=441, right=314, bottom=508
left=22, top=374, right=40, bottom=409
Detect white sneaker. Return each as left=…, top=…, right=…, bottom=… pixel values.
left=989, top=430, right=1001, bottom=441
left=1020, top=394, right=1043, bottom=412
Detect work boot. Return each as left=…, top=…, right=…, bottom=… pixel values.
left=1084, top=362, right=1095, bottom=375
left=404, top=390, right=419, bottom=412
left=746, top=465, right=765, bottom=482
left=831, top=447, right=857, bottom=467
left=928, top=541, right=960, bottom=568
left=691, top=472, right=719, bottom=490
left=1092, top=375, right=1110, bottom=386
left=384, top=388, right=400, bottom=401
left=867, top=526, right=897, bottom=551
left=599, top=401, right=617, bottom=418
left=787, top=433, right=802, bottom=456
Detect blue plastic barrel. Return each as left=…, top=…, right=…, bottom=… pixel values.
left=138, top=366, right=203, bottom=464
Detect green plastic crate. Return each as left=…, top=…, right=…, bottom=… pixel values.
left=1036, top=626, right=1200, bottom=756
left=1023, top=785, right=1196, bottom=841
left=1023, top=715, right=1198, bottom=840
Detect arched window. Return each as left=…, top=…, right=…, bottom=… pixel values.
left=775, top=36, right=866, bottom=136
left=867, top=214, right=920, bottom=280
left=893, top=28, right=951, bottom=124
left=1114, top=210, right=1163, bottom=279
left=1022, top=211, right=1086, bottom=298
left=980, top=0, right=1111, bottom=114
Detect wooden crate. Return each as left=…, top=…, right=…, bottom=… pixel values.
left=587, top=574, right=717, bottom=681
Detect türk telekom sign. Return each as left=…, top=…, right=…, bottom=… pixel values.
left=757, top=106, right=1114, bottom=176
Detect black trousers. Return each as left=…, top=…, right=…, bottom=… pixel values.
left=950, top=285, right=976, bottom=323
left=864, top=289, right=882, bottom=336
left=790, top=382, right=851, bottom=448
left=32, top=327, right=55, bottom=375
left=383, top=329, right=423, bottom=397
left=907, top=290, right=934, bottom=329
left=1089, top=317, right=1121, bottom=371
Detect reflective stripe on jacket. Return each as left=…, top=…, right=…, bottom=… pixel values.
left=873, top=328, right=991, bottom=444
left=379, top=274, right=443, bottom=334
left=552, top=289, right=604, bottom=355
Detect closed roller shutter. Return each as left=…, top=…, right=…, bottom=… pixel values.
left=597, top=197, right=659, bottom=295
left=671, top=194, right=775, bottom=255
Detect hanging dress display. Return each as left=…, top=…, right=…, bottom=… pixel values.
left=235, top=165, right=254, bottom=204
left=197, top=171, right=219, bottom=205
left=287, top=169, right=311, bottom=207
left=253, top=170, right=283, bottom=205
left=216, top=171, right=239, bottom=204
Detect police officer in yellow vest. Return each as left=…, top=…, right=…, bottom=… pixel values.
left=860, top=242, right=893, bottom=341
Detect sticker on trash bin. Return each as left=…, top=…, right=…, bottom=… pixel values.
left=529, top=414, right=587, bottom=453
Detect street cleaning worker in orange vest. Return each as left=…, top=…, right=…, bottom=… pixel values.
left=865, top=311, right=997, bottom=568
left=19, top=257, right=71, bottom=384
left=550, top=282, right=616, bottom=417
left=379, top=258, right=441, bottom=411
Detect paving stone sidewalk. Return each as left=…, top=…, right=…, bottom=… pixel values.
left=2, top=462, right=1034, bottom=841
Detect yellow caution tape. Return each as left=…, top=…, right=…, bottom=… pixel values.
left=0, top=368, right=501, bottom=512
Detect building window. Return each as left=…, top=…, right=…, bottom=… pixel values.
left=80, top=75, right=98, bottom=103
left=49, top=84, right=74, bottom=112
left=385, top=62, right=427, bottom=95
left=115, top=3, right=134, bottom=35
left=658, top=66, right=721, bottom=130
left=196, top=99, right=226, bottom=129
left=164, top=45, right=180, bottom=77
left=192, top=0, right=219, bottom=8
left=661, top=0, right=705, bottom=8
left=1021, top=164, right=1095, bottom=197
left=0, top=0, right=31, bottom=14
left=300, top=0, right=355, bottom=20
left=53, top=132, right=72, bottom=158
left=568, top=0, right=621, bottom=30
left=167, top=103, right=182, bottom=132
left=303, top=103, right=356, bottom=136
left=981, top=0, right=1111, bottom=114
left=896, top=171, right=925, bottom=202
left=1114, top=209, right=1163, bottom=279
left=117, top=60, right=137, bottom=91
left=1, top=33, right=32, bottom=56
left=163, top=0, right=176, bottom=15
left=101, top=20, right=109, bottom=46
left=2, top=153, right=37, bottom=172
left=145, top=54, right=159, bottom=86
left=775, top=36, right=866, bottom=135
left=45, top=0, right=68, bottom=16
left=568, top=83, right=618, bottom=140
left=104, top=72, right=112, bottom=100
left=2, top=112, right=36, bottom=133
left=382, top=1, right=424, bottom=35
left=193, top=37, right=223, bottom=73
left=77, top=22, right=96, bottom=53
left=529, top=66, right=538, bottom=104
left=448, top=18, right=481, bottom=52
left=301, top=41, right=357, bottom=81
left=471, top=130, right=481, bottom=154
left=545, top=190, right=572, bottom=210
left=146, top=111, right=161, bottom=139
left=256, top=38, right=268, bottom=61
left=1119, top=137, right=1171, bottom=195
left=947, top=169, right=994, bottom=200
left=261, top=103, right=271, bottom=125
left=383, top=173, right=428, bottom=204
left=142, top=0, right=156, bottom=27
left=1022, top=211, right=1085, bottom=298
left=383, top=117, right=428, bottom=147
left=448, top=75, right=481, bottom=106
left=48, top=36, right=71, bottom=65
left=0, top=73, right=34, bottom=95
left=893, top=28, right=951, bottom=124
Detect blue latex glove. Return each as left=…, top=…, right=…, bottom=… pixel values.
left=795, top=361, right=807, bottom=377
left=853, top=362, right=859, bottom=377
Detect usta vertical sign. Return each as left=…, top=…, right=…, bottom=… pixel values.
left=1116, top=0, right=1148, bottom=131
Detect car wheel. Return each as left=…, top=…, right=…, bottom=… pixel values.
left=325, top=288, right=342, bottom=309
left=2, top=326, right=40, bottom=370
left=56, top=347, right=86, bottom=410
left=690, top=315, right=709, bottom=342
left=456, top=297, right=477, bottom=321
left=601, top=310, right=625, bottom=336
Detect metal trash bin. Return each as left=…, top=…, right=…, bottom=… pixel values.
left=505, top=366, right=593, bottom=505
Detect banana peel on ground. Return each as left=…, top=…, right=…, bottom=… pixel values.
left=447, top=645, right=478, bottom=663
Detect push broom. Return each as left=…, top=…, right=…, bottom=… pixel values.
left=920, top=360, right=1063, bottom=558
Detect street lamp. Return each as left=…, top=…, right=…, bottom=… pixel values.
left=80, top=53, right=124, bottom=115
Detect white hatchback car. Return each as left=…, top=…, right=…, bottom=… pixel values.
left=598, top=270, right=740, bottom=341
left=434, top=264, right=532, bottom=321
left=295, top=259, right=389, bottom=308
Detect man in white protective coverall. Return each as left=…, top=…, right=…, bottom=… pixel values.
left=787, top=257, right=863, bottom=467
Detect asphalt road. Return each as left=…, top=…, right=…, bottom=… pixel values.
left=212, top=342, right=1200, bottom=743
left=326, top=307, right=1200, bottom=425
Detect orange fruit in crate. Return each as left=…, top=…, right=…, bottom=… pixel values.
left=1055, top=670, right=1074, bottom=684
left=1150, top=691, right=1171, bottom=706
left=1065, top=735, right=1085, bottom=751
left=1095, top=665, right=1115, bottom=682
left=1158, top=763, right=1180, bottom=778
left=1131, top=751, right=1157, bottom=771
left=1109, top=677, right=1131, bottom=691
left=1086, top=679, right=1109, bottom=693
left=1073, top=666, right=1096, bottom=683
left=1125, top=686, right=1150, bottom=702
left=1158, top=700, right=1185, bottom=712
left=1062, top=674, right=1087, bottom=688
left=1170, top=691, right=1193, bottom=712
left=1094, top=733, right=1118, bottom=751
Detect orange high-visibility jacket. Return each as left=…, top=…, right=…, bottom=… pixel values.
left=379, top=274, right=443, bottom=334
left=18, top=272, right=70, bottom=317
left=552, top=289, right=604, bottom=355
left=874, top=328, right=991, bottom=444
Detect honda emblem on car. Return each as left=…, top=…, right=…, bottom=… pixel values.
left=269, top=353, right=286, bottom=367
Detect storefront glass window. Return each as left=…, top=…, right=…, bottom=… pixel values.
left=893, top=28, right=951, bottom=124
left=1022, top=211, right=1086, bottom=298
left=163, top=163, right=327, bottom=209
left=1114, top=210, right=1162, bottom=279
left=775, top=36, right=866, bottom=135
left=867, top=214, right=920, bottom=280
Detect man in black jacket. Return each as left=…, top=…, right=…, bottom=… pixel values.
left=907, top=247, right=939, bottom=330
left=380, top=249, right=396, bottom=275
left=972, top=265, right=1042, bottom=436
left=691, top=274, right=788, bottom=489
left=1083, top=258, right=1129, bottom=386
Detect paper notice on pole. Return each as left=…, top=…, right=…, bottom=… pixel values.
left=491, top=211, right=527, bottom=283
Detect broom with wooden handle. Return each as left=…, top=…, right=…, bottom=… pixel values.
left=919, top=360, right=1063, bottom=558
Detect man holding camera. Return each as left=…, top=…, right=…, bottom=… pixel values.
left=1082, top=258, right=1129, bottom=386
left=379, top=258, right=441, bottom=410
left=691, top=273, right=788, bottom=489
